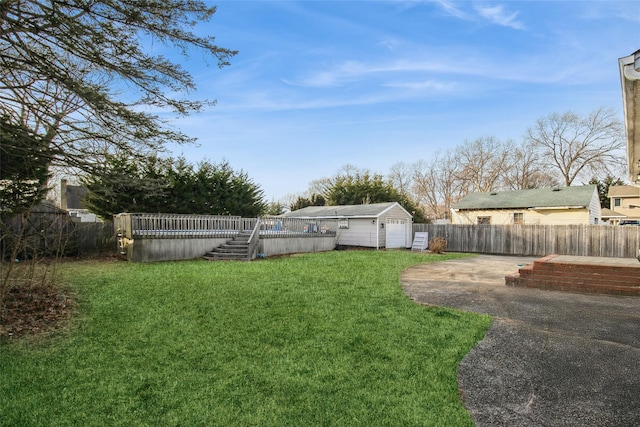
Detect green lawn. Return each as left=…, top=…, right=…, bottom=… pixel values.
left=1, top=250, right=489, bottom=427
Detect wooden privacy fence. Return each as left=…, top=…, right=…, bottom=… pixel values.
left=413, top=224, right=640, bottom=258
left=74, top=221, right=115, bottom=255
left=2, top=205, right=115, bottom=258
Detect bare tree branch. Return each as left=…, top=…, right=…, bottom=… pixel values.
left=525, top=108, right=626, bottom=186
left=454, top=136, right=511, bottom=193
left=0, top=0, right=236, bottom=175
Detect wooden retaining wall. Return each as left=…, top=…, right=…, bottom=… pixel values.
left=413, top=224, right=640, bottom=259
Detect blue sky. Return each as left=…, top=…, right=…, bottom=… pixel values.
left=164, top=1, right=640, bottom=202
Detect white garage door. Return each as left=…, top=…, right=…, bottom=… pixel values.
left=386, top=218, right=406, bottom=248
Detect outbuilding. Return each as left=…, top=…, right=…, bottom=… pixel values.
left=282, top=202, right=413, bottom=249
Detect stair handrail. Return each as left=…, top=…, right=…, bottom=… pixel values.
left=246, top=218, right=261, bottom=261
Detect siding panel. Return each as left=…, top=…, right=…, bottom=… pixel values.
left=336, top=219, right=379, bottom=247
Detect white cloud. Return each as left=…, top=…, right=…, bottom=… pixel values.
left=475, top=4, right=525, bottom=30
left=429, top=0, right=469, bottom=20
left=283, top=58, right=459, bottom=89
left=378, top=36, right=404, bottom=52
left=283, top=52, right=575, bottom=93
left=382, top=79, right=456, bottom=92
left=428, top=1, right=526, bottom=29
left=579, top=2, right=640, bottom=24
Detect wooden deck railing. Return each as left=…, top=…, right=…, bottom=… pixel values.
left=246, top=220, right=261, bottom=261
left=115, top=213, right=255, bottom=239
left=258, top=216, right=337, bottom=237
left=115, top=213, right=337, bottom=240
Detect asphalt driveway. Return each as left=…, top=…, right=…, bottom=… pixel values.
left=401, top=255, right=640, bottom=427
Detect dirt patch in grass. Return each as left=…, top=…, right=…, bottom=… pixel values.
left=0, top=254, right=121, bottom=340
left=1, top=283, right=75, bottom=339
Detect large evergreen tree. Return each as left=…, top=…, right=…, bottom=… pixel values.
left=0, top=117, right=51, bottom=215
left=324, top=171, right=427, bottom=223
left=80, top=155, right=169, bottom=218
left=290, top=194, right=326, bottom=211
left=82, top=156, right=266, bottom=219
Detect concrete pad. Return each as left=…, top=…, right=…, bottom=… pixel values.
left=401, top=254, right=640, bottom=426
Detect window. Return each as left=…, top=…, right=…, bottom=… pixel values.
left=613, top=198, right=621, bottom=208
left=513, top=212, right=524, bottom=224
left=338, top=218, right=349, bottom=229
left=477, top=216, right=491, bottom=225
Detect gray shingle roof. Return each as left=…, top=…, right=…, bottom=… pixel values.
left=65, top=185, right=87, bottom=210
left=282, top=202, right=403, bottom=218
left=453, top=185, right=596, bottom=210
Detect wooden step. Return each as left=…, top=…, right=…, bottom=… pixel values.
left=203, top=252, right=248, bottom=261
left=225, top=240, right=249, bottom=246
left=205, top=245, right=249, bottom=254
left=203, top=234, right=252, bottom=261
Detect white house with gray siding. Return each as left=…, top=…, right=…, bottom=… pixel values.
left=282, top=202, right=413, bottom=249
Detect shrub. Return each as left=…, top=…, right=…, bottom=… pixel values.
left=429, top=237, right=447, bottom=254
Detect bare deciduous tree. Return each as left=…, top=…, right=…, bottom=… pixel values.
left=291, top=109, right=624, bottom=222
left=454, top=136, right=511, bottom=193
left=411, top=152, right=464, bottom=220
left=388, top=162, right=414, bottom=197
left=307, top=177, right=334, bottom=198
left=411, top=159, right=441, bottom=219
left=525, top=108, right=626, bottom=186
left=503, top=140, right=558, bottom=190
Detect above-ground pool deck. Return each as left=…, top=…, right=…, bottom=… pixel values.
left=114, top=213, right=340, bottom=262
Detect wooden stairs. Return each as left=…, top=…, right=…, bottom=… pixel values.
left=505, top=254, right=640, bottom=296
left=203, top=234, right=252, bottom=261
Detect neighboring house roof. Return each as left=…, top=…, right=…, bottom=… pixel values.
left=600, top=208, right=627, bottom=219
left=619, top=50, right=640, bottom=184
left=453, top=185, right=597, bottom=210
left=65, top=185, right=87, bottom=210
left=33, top=201, right=68, bottom=215
left=282, top=202, right=411, bottom=219
left=608, top=185, right=640, bottom=198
